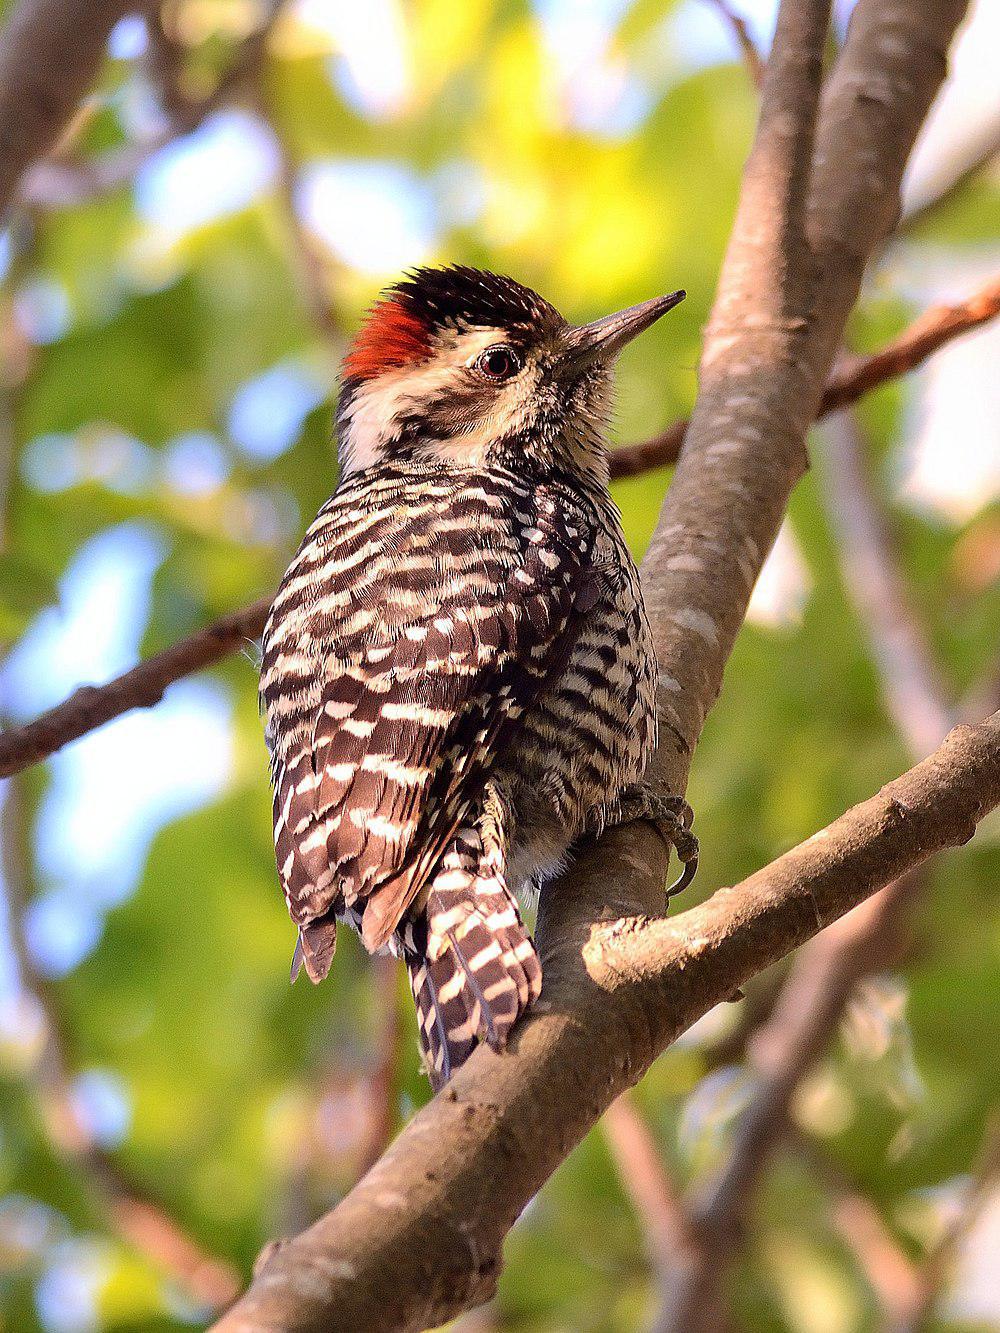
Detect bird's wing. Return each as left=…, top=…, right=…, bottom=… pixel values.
left=262, top=475, right=599, bottom=960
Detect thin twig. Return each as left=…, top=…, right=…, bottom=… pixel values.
left=707, top=0, right=765, bottom=88
left=262, top=87, right=342, bottom=344
left=609, top=273, right=1000, bottom=479
left=900, top=123, right=1000, bottom=234
left=0, top=596, right=272, bottom=777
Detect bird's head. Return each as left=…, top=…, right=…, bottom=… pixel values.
left=336, top=265, right=684, bottom=482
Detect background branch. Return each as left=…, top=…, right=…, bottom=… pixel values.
left=822, top=411, right=953, bottom=755
left=652, top=394, right=980, bottom=1326
left=0, top=0, right=153, bottom=220
left=798, top=1136, right=923, bottom=1324
left=891, top=1118, right=1000, bottom=1333
left=15, top=0, right=287, bottom=210
left=609, top=271, right=1000, bottom=478
left=602, top=1093, right=694, bottom=1282
left=0, top=597, right=272, bottom=778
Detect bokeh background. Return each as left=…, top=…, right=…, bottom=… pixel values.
left=0, top=0, right=998, bottom=1329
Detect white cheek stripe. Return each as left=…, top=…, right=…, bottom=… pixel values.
left=339, top=327, right=539, bottom=475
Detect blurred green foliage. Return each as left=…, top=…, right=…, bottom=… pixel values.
left=0, top=2, right=998, bottom=1330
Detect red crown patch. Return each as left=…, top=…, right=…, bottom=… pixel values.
left=343, top=298, right=431, bottom=381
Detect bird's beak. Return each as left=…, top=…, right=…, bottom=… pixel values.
left=560, top=290, right=685, bottom=373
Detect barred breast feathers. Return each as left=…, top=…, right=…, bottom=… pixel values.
left=259, top=465, right=603, bottom=975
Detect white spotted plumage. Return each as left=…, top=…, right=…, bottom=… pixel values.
left=261, top=266, right=679, bottom=1088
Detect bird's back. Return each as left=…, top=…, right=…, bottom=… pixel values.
left=260, top=263, right=687, bottom=1086
left=260, top=461, right=603, bottom=963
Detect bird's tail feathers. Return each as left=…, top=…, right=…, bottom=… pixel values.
left=402, top=831, right=541, bottom=1090
left=291, top=915, right=337, bottom=983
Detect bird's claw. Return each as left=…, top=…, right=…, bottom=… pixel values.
left=591, top=783, right=699, bottom=899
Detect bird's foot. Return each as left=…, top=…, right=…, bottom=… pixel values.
left=590, top=782, right=699, bottom=898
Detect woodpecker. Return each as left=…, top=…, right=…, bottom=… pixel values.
left=260, top=266, right=697, bottom=1089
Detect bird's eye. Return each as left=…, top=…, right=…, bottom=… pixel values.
left=475, top=345, right=522, bottom=380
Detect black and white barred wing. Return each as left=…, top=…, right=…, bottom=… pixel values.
left=261, top=477, right=597, bottom=978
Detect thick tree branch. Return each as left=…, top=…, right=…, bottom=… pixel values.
left=791, top=0, right=969, bottom=447
left=647, top=35, right=1000, bottom=1294
left=609, top=272, right=1000, bottom=479
left=0, top=0, right=152, bottom=220
left=636, top=0, right=966, bottom=803
left=215, top=713, right=1000, bottom=1332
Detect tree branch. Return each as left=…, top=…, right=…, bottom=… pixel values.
left=630, top=0, right=966, bottom=806
left=14, top=0, right=287, bottom=211
left=0, top=597, right=272, bottom=778
left=608, top=271, right=1000, bottom=479
left=0, top=0, right=152, bottom=220
left=215, top=713, right=1000, bottom=1332
left=646, top=22, right=1000, bottom=1293
left=798, top=1136, right=923, bottom=1324
left=636, top=0, right=830, bottom=809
